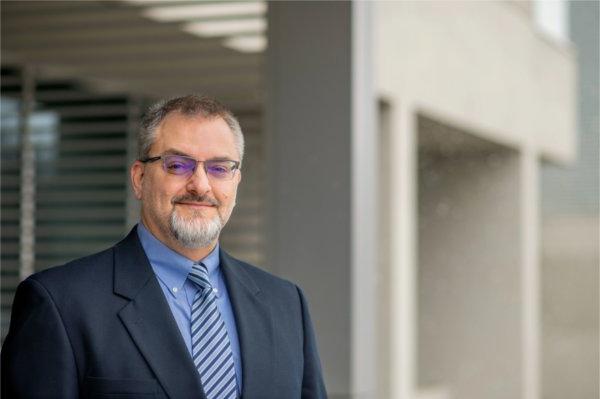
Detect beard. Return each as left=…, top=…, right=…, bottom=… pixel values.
left=169, top=210, right=222, bottom=248
left=168, top=194, right=224, bottom=248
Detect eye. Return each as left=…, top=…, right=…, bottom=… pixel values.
left=206, top=163, right=231, bottom=177
left=211, top=165, right=228, bottom=173
left=163, top=156, right=195, bottom=175
left=166, top=161, right=186, bottom=171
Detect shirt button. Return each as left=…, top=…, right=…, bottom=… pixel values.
left=172, top=287, right=178, bottom=293
left=213, top=288, right=218, bottom=294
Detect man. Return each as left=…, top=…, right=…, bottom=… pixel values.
left=2, top=95, right=327, bottom=398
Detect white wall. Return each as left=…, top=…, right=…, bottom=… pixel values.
left=375, top=0, right=577, bottom=163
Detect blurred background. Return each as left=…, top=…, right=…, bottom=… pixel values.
left=1, top=1, right=598, bottom=398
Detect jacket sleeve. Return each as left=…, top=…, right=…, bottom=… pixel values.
left=297, top=286, right=328, bottom=399
left=1, top=277, right=79, bottom=399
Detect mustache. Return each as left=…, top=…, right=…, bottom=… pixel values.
left=172, top=194, right=220, bottom=207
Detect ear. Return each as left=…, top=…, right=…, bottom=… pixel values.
left=235, top=169, right=242, bottom=184
left=130, top=161, right=145, bottom=200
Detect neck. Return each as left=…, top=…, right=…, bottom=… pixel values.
left=171, top=240, right=218, bottom=262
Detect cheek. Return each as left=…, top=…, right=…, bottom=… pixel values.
left=217, top=187, right=237, bottom=210
left=142, top=178, right=177, bottom=210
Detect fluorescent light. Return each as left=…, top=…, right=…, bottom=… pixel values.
left=183, top=18, right=266, bottom=37
left=223, top=35, right=267, bottom=53
left=144, top=2, right=266, bottom=22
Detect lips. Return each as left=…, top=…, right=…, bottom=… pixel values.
left=176, top=202, right=215, bottom=207
left=172, top=194, right=219, bottom=208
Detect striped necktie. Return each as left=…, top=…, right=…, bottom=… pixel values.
left=188, top=263, right=238, bottom=399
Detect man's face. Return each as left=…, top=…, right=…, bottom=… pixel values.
left=131, top=113, right=241, bottom=250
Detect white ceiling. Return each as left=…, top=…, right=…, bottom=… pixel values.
left=1, top=0, right=264, bottom=109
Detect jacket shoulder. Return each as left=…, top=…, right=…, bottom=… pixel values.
left=28, top=246, right=115, bottom=291
left=29, top=227, right=142, bottom=288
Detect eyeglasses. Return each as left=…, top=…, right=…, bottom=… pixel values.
left=140, top=155, right=240, bottom=180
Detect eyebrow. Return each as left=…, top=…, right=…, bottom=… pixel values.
left=161, top=149, right=238, bottom=162
left=162, top=148, right=192, bottom=157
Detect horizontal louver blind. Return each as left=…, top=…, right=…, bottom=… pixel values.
left=1, top=67, right=22, bottom=340
left=33, top=83, right=129, bottom=272
left=0, top=67, right=130, bottom=341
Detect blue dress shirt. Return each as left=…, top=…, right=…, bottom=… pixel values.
left=136, top=223, right=243, bottom=393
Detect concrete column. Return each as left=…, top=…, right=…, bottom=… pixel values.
left=265, top=2, right=377, bottom=398
left=387, top=102, right=418, bottom=399
left=521, top=146, right=540, bottom=399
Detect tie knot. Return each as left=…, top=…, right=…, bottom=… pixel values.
left=188, top=263, right=212, bottom=290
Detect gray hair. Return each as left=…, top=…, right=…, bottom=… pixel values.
left=139, top=95, right=244, bottom=164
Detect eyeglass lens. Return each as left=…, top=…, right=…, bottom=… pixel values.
left=162, top=155, right=235, bottom=179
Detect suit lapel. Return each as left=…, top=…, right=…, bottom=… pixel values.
left=220, top=251, right=274, bottom=398
left=113, top=229, right=205, bottom=399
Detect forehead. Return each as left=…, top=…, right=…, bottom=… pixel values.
left=152, top=113, right=238, bottom=159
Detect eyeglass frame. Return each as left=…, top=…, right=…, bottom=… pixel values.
left=139, top=154, right=240, bottom=180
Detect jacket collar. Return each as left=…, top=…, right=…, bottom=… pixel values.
left=113, top=227, right=154, bottom=300
left=220, top=250, right=275, bottom=397
left=114, top=227, right=206, bottom=398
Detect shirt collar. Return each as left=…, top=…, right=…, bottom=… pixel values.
left=136, top=223, right=220, bottom=294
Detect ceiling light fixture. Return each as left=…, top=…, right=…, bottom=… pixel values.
left=143, top=2, right=266, bottom=22
left=183, top=18, right=266, bottom=37
left=223, top=35, right=267, bottom=53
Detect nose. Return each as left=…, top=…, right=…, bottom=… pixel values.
left=185, top=163, right=212, bottom=195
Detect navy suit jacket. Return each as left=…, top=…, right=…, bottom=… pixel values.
left=2, top=228, right=327, bottom=398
